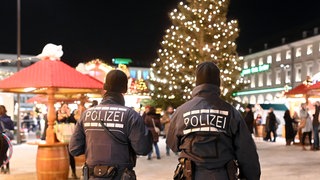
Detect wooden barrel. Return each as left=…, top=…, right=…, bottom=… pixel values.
left=75, top=154, right=85, bottom=167
left=36, top=142, right=69, bottom=180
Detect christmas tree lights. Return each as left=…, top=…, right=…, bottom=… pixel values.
left=149, top=0, right=247, bottom=108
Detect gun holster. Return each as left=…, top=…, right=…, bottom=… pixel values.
left=173, top=158, right=193, bottom=180
left=93, top=165, right=117, bottom=178
left=82, top=163, right=117, bottom=179
left=225, top=160, right=239, bottom=180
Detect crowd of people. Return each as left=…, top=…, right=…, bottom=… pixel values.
left=3, top=61, right=320, bottom=180
left=243, top=101, right=320, bottom=151
left=1, top=62, right=262, bottom=179
left=0, top=63, right=262, bottom=179
left=69, top=63, right=261, bottom=179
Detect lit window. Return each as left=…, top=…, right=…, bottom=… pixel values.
left=251, top=59, right=256, bottom=67
left=242, top=96, right=249, bottom=104
left=296, top=47, right=301, bottom=57
left=266, top=94, right=273, bottom=102
left=276, top=53, right=281, bottom=62
left=244, top=61, right=248, bottom=69
left=285, top=69, right=291, bottom=84
left=286, top=50, right=291, bottom=59
left=317, top=60, right=320, bottom=72
left=130, top=70, right=137, bottom=79
left=275, top=69, right=281, bottom=84
left=307, top=44, right=313, bottom=55
left=258, top=58, right=263, bottom=65
left=306, top=62, right=314, bottom=77
left=244, top=77, right=249, bottom=89
left=143, top=71, right=149, bottom=79
left=258, top=74, right=263, bottom=87
left=251, top=75, right=255, bottom=88
left=137, top=70, right=142, bottom=79
left=257, top=95, right=264, bottom=104
left=266, top=72, right=272, bottom=86
left=249, top=96, right=256, bottom=105
left=295, top=64, right=302, bottom=82
left=267, top=55, right=272, bottom=63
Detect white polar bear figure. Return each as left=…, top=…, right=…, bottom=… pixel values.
left=37, top=43, right=63, bottom=60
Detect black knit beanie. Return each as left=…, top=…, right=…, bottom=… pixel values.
left=103, top=70, right=128, bottom=93
left=195, top=61, right=221, bottom=86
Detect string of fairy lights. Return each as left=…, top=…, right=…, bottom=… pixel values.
left=0, top=57, right=39, bottom=79
left=0, top=56, right=38, bottom=63
left=150, top=0, right=246, bottom=103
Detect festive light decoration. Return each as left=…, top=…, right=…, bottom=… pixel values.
left=75, top=59, right=150, bottom=95
left=149, top=0, right=247, bottom=108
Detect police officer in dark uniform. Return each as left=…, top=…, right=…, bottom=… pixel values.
left=69, top=70, right=152, bottom=180
left=167, top=62, right=261, bottom=180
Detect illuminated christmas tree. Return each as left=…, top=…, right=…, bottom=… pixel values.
left=149, top=0, right=246, bottom=108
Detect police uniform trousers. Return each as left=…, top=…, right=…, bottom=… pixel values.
left=194, top=166, right=229, bottom=180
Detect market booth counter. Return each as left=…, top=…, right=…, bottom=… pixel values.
left=0, top=44, right=103, bottom=180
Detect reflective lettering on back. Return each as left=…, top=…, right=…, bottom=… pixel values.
left=84, top=106, right=127, bottom=129
left=182, top=109, right=229, bottom=134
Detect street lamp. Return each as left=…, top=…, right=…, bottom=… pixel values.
left=16, top=0, right=22, bottom=144
left=280, top=64, right=290, bottom=69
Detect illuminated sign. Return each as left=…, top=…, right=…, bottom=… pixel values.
left=112, top=58, right=133, bottom=65
left=241, top=64, right=270, bottom=76
left=233, top=86, right=292, bottom=96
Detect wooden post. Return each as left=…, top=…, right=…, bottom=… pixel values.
left=46, top=88, right=57, bottom=144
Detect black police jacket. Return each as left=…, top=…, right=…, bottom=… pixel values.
left=69, top=94, right=152, bottom=168
left=166, top=84, right=261, bottom=180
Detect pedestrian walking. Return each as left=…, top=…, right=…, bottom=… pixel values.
left=283, top=110, right=295, bottom=146
left=166, top=62, right=261, bottom=180
left=69, top=69, right=152, bottom=180
left=299, top=103, right=313, bottom=150
left=144, top=106, right=162, bottom=160
left=292, top=111, right=299, bottom=143
left=161, top=105, right=177, bottom=156
left=244, top=104, right=254, bottom=135
left=264, top=108, right=278, bottom=142
left=254, top=114, right=262, bottom=137
left=312, top=101, right=320, bottom=150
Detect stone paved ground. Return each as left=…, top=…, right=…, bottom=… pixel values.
left=1, top=133, right=320, bottom=180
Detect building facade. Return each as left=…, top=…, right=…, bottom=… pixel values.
left=235, top=31, right=320, bottom=106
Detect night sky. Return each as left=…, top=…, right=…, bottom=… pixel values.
left=1, top=0, right=320, bottom=67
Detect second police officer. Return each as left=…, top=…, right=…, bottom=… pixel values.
left=167, top=61, right=261, bottom=180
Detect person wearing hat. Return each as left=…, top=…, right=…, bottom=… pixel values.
left=166, top=61, right=261, bottom=180
left=69, top=69, right=152, bottom=180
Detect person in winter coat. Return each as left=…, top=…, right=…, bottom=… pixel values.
left=0, top=105, right=14, bottom=133
left=299, top=103, right=313, bottom=150
left=161, top=105, right=177, bottom=156
left=312, top=101, right=320, bottom=150
left=244, top=104, right=254, bottom=135
left=0, top=105, right=14, bottom=174
left=56, top=103, right=78, bottom=179
left=166, top=61, right=261, bottom=180
left=264, top=108, right=278, bottom=142
left=283, top=110, right=295, bottom=146
left=69, top=70, right=152, bottom=180
left=144, top=106, right=162, bottom=160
